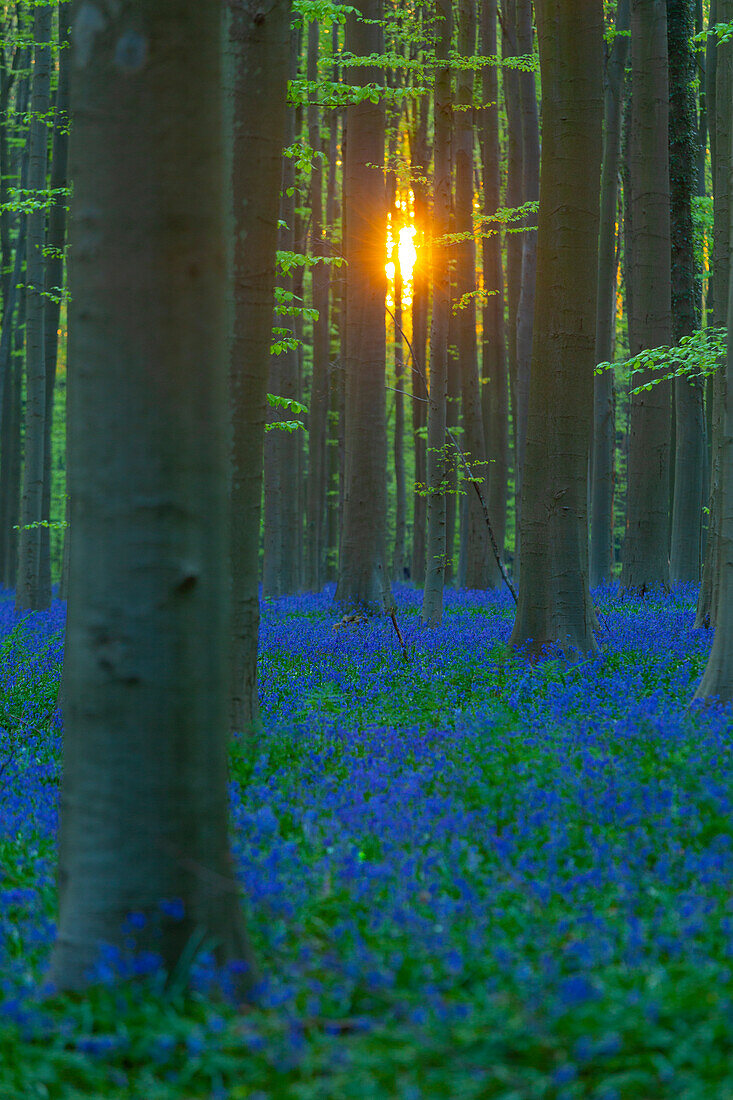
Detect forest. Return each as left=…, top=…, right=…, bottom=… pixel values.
left=0, top=0, right=732, bottom=1095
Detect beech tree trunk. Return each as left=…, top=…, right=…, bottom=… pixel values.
left=51, top=0, right=256, bottom=993
left=513, top=0, right=540, bottom=573
left=697, top=0, right=730, bottom=629
left=668, top=0, right=705, bottom=584
left=227, top=0, right=291, bottom=732
left=422, top=0, right=452, bottom=624
left=16, top=0, right=51, bottom=612
left=335, top=0, right=393, bottom=611
left=305, top=21, right=329, bottom=592
left=509, top=0, right=603, bottom=656
left=620, top=0, right=672, bottom=593
left=591, top=0, right=629, bottom=587
left=263, top=30, right=301, bottom=599
left=410, top=100, right=429, bottom=586
left=480, top=0, right=508, bottom=588
left=455, top=0, right=490, bottom=588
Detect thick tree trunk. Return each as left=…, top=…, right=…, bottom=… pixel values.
left=325, top=68, right=341, bottom=582
left=591, top=0, right=629, bottom=587
left=51, top=0, right=257, bottom=993
left=422, top=0, right=452, bottom=624
left=335, top=0, right=393, bottom=611
left=480, top=0, right=508, bottom=588
left=39, top=4, right=71, bottom=605
left=392, top=263, right=407, bottom=580
left=227, top=0, right=291, bottom=732
left=263, top=30, right=301, bottom=599
left=455, top=0, right=490, bottom=588
left=509, top=0, right=603, bottom=656
left=620, top=0, right=672, bottom=593
left=0, top=285, right=23, bottom=590
left=16, top=1, right=52, bottom=612
left=305, top=21, right=329, bottom=592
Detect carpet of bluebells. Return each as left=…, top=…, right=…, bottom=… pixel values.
left=0, top=582, right=732, bottom=1097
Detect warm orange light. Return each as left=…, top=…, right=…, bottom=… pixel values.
left=397, top=225, right=417, bottom=283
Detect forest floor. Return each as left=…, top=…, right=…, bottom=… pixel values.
left=0, top=583, right=731, bottom=1098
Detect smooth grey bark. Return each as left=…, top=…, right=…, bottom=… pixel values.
left=325, top=55, right=341, bottom=582
left=454, top=0, right=490, bottom=588
left=668, top=0, right=705, bottom=584
left=16, top=0, right=52, bottom=612
left=335, top=0, right=393, bottom=611
left=50, top=0, right=256, bottom=993
left=227, top=0, right=291, bottom=732
left=693, top=127, right=733, bottom=701
left=513, top=0, right=540, bottom=572
left=509, top=0, right=603, bottom=656
left=39, top=4, right=71, bottom=606
left=263, top=29, right=301, bottom=599
left=0, top=284, right=24, bottom=590
left=480, top=0, right=508, bottom=588
left=590, top=0, right=629, bottom=587
left=697, top=0, right=730, bottom=629
left=422, top=0, right=452, bottom=624
left=0, top=39, right=24, bottom=320
left=410, top=98, right=429, bottom=587
left=620, top=0, right=672, bottom=592
left=392, top=258, right=407, bottom=580
left=305, top=20, right=329, bottom=592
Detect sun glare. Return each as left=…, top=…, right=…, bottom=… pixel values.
left=386, top=195, right=417, bottom=313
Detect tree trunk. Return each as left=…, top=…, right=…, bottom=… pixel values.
left=305, top=21, right=329, bottom=592
left=51, top=0, right=257, bottom=994
left=480, top=0, right=508, bottom=588
left=16, top=1, right=52, bottom=612
left=509, top=0, right=603, bottom=656
left=455, top=0, right=490, bottom=588
left=422, top=0, right=452, bottom=624
left=591, top=0, right=629, bottom=587
left=335, top=0, right=393, bottom=611
left=227, top=0, right=291, bottom=733
left=620, top=0, right=672, bottom=592
left=410, top=99, right=429, bottom=586
left=668, top=0, right=705, bottom=584
left=697, top=0, right=730, bottom=629
left=392, top=260, right=406, bottom=580
left=501, top=0, right=523, bottom=572
left=263, top=29, right=301, bottom=599
left=39, top=4, right=72, bottom=605
left=513, top=0, right=540, bottom=573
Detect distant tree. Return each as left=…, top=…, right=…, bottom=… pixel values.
left=335, top=0, right=393, bottom=610
left=16, top=0, right=52, bottom=612
left=620, top=0, right=672, bottom=592
left=227, top=0, right=292, bottom=730
left=51, top=0, right=257, bottom=992
left=421, top=0, right=452, bottom=625
left=509, top=0, right=603, bottom=655
left=591, top=0, right=629, bottom=587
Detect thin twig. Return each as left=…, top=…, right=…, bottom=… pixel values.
left=385, top=306, right=518, bottom=605
left=389, top=610, right=409, bottom=661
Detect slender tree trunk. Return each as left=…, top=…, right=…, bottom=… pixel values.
left=445, top=262, right=459, bottom=584
left=39, top=4, right=71, bottom=605
left=697, top=0, right=730, bottom=628
left=501, top=0, right=523, bottom=572
left=51, top=0, right=257, bottom=994
left=509, top=0, right=603, bottom=656
left=410, top=100, right=429, bottom=586
left=227, top=0, right=291, bottom=732
left=620, top=0, right=672, bottom=592
left=16, top=1, right=52, bottom=611
left=0, top=283, right=24, bottom=590
left=668, top=0, right=705, bottom=583
left=454, top=0, right=490, bottom=588
left=480, top=0, right=508, bottom=588
left=392, top=261, right=406, bottom=580
left=591, top=0, right=629, bottom=587
left=693, top=129, right=733, bottom=701
left=325, top=61, right=341, bottom=582
left=263, top=29, right=301, bottom=599
left=335, top=0, right=393, bottom=611
left=513, top=0, right=540, bottom=573
left=422, top=0, right=452, bottom=624
left=305, top=21, right=329, bottom=592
